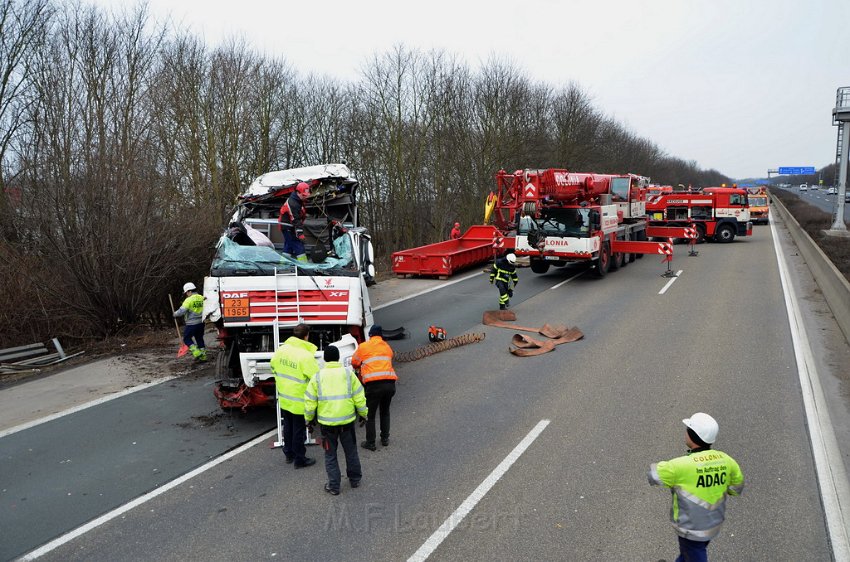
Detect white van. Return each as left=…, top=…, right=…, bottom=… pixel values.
left=799, top=183, right=808, bottom=191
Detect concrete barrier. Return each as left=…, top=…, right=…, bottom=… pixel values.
left=771, top=195, right=850, bottom=345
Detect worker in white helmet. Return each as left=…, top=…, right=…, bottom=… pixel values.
left=173, top=282, right=206, bottom=361
left=648, top=413, right=744, bottom=562
left=488, top=253, right=519, bottom=310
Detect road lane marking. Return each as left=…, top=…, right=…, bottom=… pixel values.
left=374, top=270, right=483, bottom=311
left=0, top=376, right=179, bottom=439
left=658, top=270, right=683, bottom=295
left=550, top=269, right=586, bottom=290
left=19, top=429, right=277, bottom=561
left=407, top=419, right=550, bottom=562
left=770, top=217, right=850, bottom=559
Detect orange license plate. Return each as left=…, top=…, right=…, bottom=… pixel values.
left=223, top=297, right=250, bottom=320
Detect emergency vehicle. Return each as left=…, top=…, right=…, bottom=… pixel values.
left=646, top=187, right=752, bottom=243
left=746, top=188, right=770, bottom=224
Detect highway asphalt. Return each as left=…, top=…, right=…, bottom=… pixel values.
left=2, top=219, right=848, bottom=561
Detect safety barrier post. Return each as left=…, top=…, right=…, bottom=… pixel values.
left=661, top=240, right=676, bottom=277
left=686, top=224, right=699, bottom=256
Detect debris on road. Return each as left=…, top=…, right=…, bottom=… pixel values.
left=394, top=332, right=485, bottom=363
left=482, top=310, right=583, bottom=356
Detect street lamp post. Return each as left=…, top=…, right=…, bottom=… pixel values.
left=829, top=87, right=850, bottom=235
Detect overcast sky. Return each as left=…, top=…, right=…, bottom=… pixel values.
left=94, top=0, right=849, bottom=180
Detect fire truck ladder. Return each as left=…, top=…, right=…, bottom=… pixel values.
left=272, top=266, right=302, bottom=349
left=272, top=265, right=309, bottom=449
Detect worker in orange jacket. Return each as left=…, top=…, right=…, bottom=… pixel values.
left=351, top=325, right=397, bottom=451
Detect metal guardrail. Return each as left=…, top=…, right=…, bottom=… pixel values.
left=771, top=194, right=850, bottom=345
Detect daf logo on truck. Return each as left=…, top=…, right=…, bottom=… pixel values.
left=221, top=292, right=248, bottom=299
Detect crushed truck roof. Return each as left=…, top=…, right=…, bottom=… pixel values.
left=243, top=163, right=354, bottom=197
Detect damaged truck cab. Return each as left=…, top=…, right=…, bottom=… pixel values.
left=202, top=164, right=376, bottom=410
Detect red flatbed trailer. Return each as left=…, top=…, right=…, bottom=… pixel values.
left=391, top=225, right=507, bottom=279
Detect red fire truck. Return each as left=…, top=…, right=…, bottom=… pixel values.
left=645, top=186, right=752, bottom=243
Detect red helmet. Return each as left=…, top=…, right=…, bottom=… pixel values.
left=296, top=182, right=311, bottom=197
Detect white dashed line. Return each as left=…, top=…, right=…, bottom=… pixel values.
left=407, top=419, right=550, bottom=562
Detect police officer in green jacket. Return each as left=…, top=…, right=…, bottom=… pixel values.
left=270, top=323, right=318, bottom=469
left=648, top=412, right=744, bottom=562
left=304, top=345, right=368, bottom=495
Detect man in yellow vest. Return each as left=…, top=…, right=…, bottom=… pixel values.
left=648, top=412, right=744, bottom=562
left=270, top=323, right=318, bottom=469
left=304, top=345, right=368, bottom=495
left=173, top=282, right=206, bottom=361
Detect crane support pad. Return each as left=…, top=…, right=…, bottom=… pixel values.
left=482, top=310, right=583, bottom=356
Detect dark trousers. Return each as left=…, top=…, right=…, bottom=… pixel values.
left=364, top=380, right=396, bottom=445
left=182, top=323, right=205, bottom=348
left=676, top=536, right=709, bottom=562
left=321, top=423, right=361, bottom=491
left=281, top=409, right=307, bottom=464
left=495, top=280, right=511, bottom=306
left=283, top=229, right=305, bottom=257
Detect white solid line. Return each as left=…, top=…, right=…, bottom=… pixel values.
left=407, top=419, right=550, bottom=562
left=658, top=270, right=683, bottom=295
left=0, top=376, right=180, bottom=439
left=19, top=429, right=277, bottom=561
left=373, top=270, right=483, bottom=311
left=550, top=270, right=586, bottom=290
left=770, top=217, right=850, bottom=559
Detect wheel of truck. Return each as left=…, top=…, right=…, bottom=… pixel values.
left=215, top=340, right=235, bottom=380
left=714, top=224, right=736, bottom=243
left=610, top=248, right=623, bottom=271
left=635, top=230, right=646, bottom=259
left=530, top=259, right=550, bottom=274
left=621, top=234, right=632, bottom=265
left=592, top=242, right=611, bottom=278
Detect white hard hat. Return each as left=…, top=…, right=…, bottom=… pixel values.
left=182, top=282, right=197, bottom=293
left=683, top=412, right=719, bottom=444
left=506, top=253, right=517, bottom=264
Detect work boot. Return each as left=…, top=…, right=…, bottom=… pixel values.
left=294, top=457, right=316, bottom=469
left=361, top=441, right=377, bottom=451
left=381, top=438, right=389, bottom=447
left=499, top=304, right=506, bottom=310
left=324, top=483, right=339, bottom=496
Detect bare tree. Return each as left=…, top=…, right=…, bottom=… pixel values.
left=0, top=0, right=52, bottom=242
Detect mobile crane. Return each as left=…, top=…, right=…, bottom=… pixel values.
left=485, top=168, right=684, bottom=276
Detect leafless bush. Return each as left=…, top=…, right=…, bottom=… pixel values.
left=0, top=0, right=734, bottom=348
